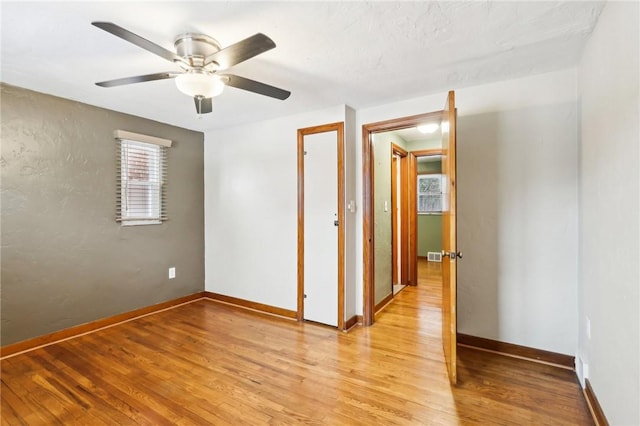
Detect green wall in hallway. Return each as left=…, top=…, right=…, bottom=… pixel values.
left=417, top=158, right=442, bottom=257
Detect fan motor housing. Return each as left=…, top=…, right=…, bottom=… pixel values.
left=174, top=33, right=221, bottom=67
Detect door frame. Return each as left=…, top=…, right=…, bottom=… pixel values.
left=391, top=144, right=409, bottom=288
left=362, top=111, right=443, bottom=325
left=297, top=122, right=345, bottom=330
left=410, top=149, right=443, bottom=279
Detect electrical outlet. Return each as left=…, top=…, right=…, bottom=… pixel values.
left=168, top=267, right=176, bottom=279
left=586, top=317, right=591, bottom=340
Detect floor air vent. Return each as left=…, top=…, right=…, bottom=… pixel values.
left=427, top=252, right=442, bottom=262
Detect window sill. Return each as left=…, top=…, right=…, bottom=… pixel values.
left=121, top=219, right=162, bottom=226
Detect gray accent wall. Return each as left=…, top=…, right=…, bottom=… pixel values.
left=1, top=84, right=205, bottom=345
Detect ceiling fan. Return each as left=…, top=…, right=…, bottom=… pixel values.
left=92, top=22, right=291, bottom=115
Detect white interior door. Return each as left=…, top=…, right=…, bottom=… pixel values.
left=303, top=131, right=338, bottom=327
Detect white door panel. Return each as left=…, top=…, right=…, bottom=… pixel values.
left=303, top=131, right=338, bottom=327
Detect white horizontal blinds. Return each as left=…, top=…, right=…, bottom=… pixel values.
left=115, top=131, right=171, bottom=224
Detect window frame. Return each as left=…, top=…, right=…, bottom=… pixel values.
left=114, top=130, right=171, bottom=226
left=417, top=173, right=445, bottom=214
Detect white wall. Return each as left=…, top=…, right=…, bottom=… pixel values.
left=578, top=2, right=639, bottom=424
left=205, top=68, right=594, bottom=359
left=457, top=101, right=578, bottom=355
left=405, top=137, right=441, bottom=152
left=344, top=106, right=357, bottom=321
left=204, top=8, right=639, bottom=415
left=355, top=69, right=580, bottom=354
left=205, top=105, right=348, bottom=311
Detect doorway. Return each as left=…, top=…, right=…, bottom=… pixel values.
left=362, top=111, right=443, bottom=324
left=391, top=144, right=408, bottom=296
left=362, top=91, right=458, bottom=384
left=415, top=151, right=444, bottom=287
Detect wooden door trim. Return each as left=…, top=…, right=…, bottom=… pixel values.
left=362, top=111, right=442, bottom=326
left=391, top=154, right=399, bottom=288
left=391, top=144, right=409, bottom=288
left=412, top=149, right=443, bottom=157
left=297, top=122, right=345, bottom=330
left=391, top=144, right=408, bottom=157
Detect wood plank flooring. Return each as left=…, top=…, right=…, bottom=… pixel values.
left=1, top=259, right=593, bottom=425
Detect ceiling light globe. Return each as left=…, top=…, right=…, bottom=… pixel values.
left=175, top=72, right=225, bottom=98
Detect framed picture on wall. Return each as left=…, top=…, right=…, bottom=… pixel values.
left=417, top=174, right=444, bottom=214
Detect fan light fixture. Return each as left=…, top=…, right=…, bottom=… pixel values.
left=175, top=72, right=225, bottom=98
left=417, top=123, right=439, bottom=134
left=92, top=22, right=291, bottom=115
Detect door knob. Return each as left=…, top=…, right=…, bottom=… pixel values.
left=441, top=250, right=463, bottom=260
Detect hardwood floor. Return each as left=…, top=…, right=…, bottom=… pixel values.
left=2, top=260, right=593, bottom=425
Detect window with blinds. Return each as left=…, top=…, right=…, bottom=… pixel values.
left=115, top=130, right=171, bottom=226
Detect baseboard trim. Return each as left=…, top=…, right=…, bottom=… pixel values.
left=345, top=315, right=359, bottom=331
left=1, top=292, right=206, bottom=359
left=374, top=293, right=394, bottom=315
left=204, top=292, right=297, bottom=320
left=584, top=379, right=609, bottom=426
left=457, top=333, right=575, bottom=370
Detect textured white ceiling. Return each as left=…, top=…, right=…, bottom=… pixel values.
left=1, top=1, right=603, bottom=132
